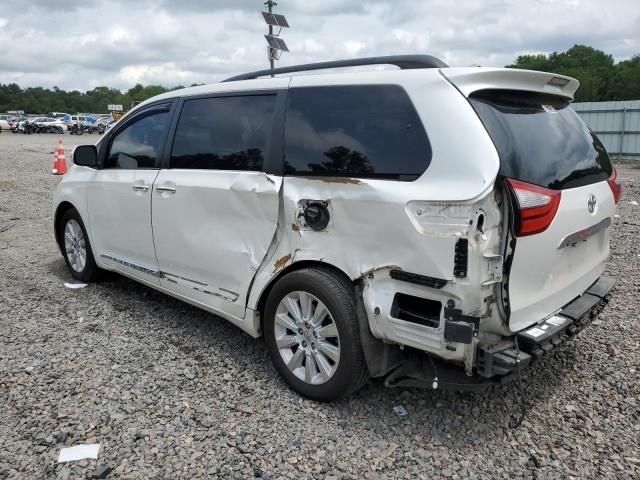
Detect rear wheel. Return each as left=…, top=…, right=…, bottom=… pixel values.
left=264, top=268, right=369, bottom=401
left=59, top=208, right=99, bottom=282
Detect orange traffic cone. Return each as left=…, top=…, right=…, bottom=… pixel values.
left=52, top=139, right=67, bottom=175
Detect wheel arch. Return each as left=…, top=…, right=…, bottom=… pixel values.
left=255, top=260, right=356, bottom=326
left=53, top=201, right=77, bottom=251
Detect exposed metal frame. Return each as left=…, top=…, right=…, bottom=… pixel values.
left=223, top=54, right=449, bottom=82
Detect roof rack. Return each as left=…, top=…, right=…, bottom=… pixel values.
left=222, top=54, right=448, bottom=82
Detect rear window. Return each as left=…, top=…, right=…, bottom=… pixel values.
left=470, top=90, right=612, bottom=190
left=284, top=85, right=431, bottom=181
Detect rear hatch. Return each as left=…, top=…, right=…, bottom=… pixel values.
left=442, top=68, right=620, bottom=332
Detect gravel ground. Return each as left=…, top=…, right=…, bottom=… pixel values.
left=0, top=133, right=639, bottom=480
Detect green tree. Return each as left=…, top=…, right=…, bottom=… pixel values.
left=610, top=55, right=640, bottom=100
left=507, top=44, right=620, bottom=102
left=0, top=83, right=173, bottom=114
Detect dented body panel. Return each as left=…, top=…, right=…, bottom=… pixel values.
left=247, top=71, right=504, bottom=363
left=151, top=170, right=282, bottom=319
left=242, top=172, right=507, bottom=376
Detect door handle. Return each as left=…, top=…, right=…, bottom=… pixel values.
left=132, top=184, right=150, bottom=192
left=155, top=185, right=176, bottom=193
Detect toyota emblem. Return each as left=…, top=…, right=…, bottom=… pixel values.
left=587, top=194, right=597, bottom=214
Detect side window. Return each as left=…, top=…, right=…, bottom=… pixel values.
left=105, top=108, right=171, bottom=169
left=284, top=85, right=432, bottom=180
left=170, top=95, right=276, bottom=171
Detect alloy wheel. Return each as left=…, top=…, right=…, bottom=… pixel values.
left=274, top=291, right=341, bottom=385
left=64, top=219, right=87, bottom=272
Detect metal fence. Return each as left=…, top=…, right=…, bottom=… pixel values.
left=572, top=100, right=640, bottom=159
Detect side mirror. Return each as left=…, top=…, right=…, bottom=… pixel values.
left=73, top=145, right=98, bottom=168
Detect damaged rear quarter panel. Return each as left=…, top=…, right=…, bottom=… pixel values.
left=247, top=71, right=502, bottom=358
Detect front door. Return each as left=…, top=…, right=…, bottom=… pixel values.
left=87, top=103, right=174, bottom=283
left=151, top=93, right=284, bottom=318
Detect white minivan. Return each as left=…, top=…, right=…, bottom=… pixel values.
left=53, top=55, right=620, bottom=401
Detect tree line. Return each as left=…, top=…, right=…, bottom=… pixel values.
left=1, top=44, right=638, bottom=114
left=507, top=45, right=639, bottom=102
left=0, top=84, right=190, bottom=115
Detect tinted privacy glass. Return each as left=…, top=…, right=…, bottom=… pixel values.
left=106, top=108, right=171, bottom=169
left=284, top=85, right=431, bottom=180
left=170, top=95, right=276, bottom=171
left=470, top=90, right=612, bottom=190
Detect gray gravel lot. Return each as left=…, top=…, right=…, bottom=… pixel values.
left=1, top=133, right=639, bottom=479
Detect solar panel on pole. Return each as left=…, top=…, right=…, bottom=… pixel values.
left=264, top=35, right=289, bottom=52
left=263, top=0, right=290, bottom=76
left=273, top=14, right=290, bottom=28
left=273, top=37, right=288, bottom=52
left=261, top=11, right=278, bottom=26
left=264, top=35, right=279, bottom=50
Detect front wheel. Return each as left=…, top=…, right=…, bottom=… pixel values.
left=59, top=208, right=100, bottom=282
left=263, top=268, right=369, bottom=401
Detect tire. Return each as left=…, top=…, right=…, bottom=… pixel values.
left=263, top=268, right=369, bottom=401
left=59, top=208, right=100, bottom=282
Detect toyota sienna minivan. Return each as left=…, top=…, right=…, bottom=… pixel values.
left=53, top=55, right=620, bottom=401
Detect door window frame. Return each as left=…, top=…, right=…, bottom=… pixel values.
left=162, top=90, right=287, bottom=175
left=97, top=99, right=178, bottom=170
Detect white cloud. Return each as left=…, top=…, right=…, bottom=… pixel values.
left=0, top=0, right=637, bottom=90
left=344, top=41, right=367, bottom=56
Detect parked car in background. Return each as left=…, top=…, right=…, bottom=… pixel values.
left=8, top=116, right=24, bottom=129
left=35, top=118, right=68, bottom=133
left=53, top=55, right=620, bottom=401
left=48, top=112, right=69, bottom=119
left=63, top=114, right=97, bottom=127
left=0, top=115, right=11, bottom=131
left=95, top=116, right=116, bottom=134
left=9, top=117, right=23, bottom=132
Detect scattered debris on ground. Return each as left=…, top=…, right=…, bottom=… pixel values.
left=0, top=136, right=638, bottom=478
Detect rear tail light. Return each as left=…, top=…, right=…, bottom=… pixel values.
left=505, top=178, right=561, bottom=237
left=607, top=168, right=622, bottom=204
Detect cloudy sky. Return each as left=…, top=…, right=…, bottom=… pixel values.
left=0, top=0, right=638, bottom=91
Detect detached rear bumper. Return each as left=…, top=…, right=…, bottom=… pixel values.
left=383, top=276, right=615, bottom=391
left=477, top=275, right=615, bottom=378
left=516, top=275, right=615, bottom=360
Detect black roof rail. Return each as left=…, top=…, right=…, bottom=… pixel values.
left=222, top=54, right=448, bottom=82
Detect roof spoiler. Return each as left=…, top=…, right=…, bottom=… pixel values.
left=222, top=54, right=448, bottom=82
left=441, top=68, right=580, bottom=100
